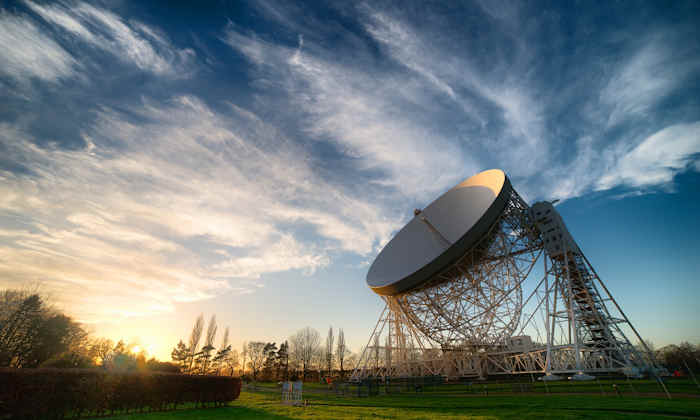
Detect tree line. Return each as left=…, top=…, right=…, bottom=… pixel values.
left=241, top=325, right=352, bottom=382
left=654, top=342, right=700, bottom=374
left=171, top=317, right=354, bottom=382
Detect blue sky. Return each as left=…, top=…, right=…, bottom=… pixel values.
left=0, top=0, right=698, bottom=360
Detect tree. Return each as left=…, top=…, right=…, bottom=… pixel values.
left=325, top=326, right=334, bottom=376
left=247, top=341, right=266, bottom=380
left=35, top=314, right=89, bottom=368
left=345, top=350, right=358, bottom=375
left=313, top=345, right=323, bottom=376
left=262, top=342, right=278, bottom=380
left=0, top=291, right=89, bottom=368
left=113, top=340, right=127, bottom=355
left=212, top=326, right=230, bottom=375
left=224, top=349, right=240, bottom=376
left=278, top=341, right=289, bottom=380
left=92, top=338, right=114, bottom=367
left=241, top=341, right=248, bottom=376
left=171, top=340, right=190, bottom=371
left=336, top=328, right=346, bottom=378
left=146, top=358, right=180, bottom=373
left=289, top=327, right=320, bottom=380
left=108, top=340, right=137, bottom=371
left=198, top=315, right=217, bottom=374
left=0, top=294, right=43, bottom=367
left=186, top=314, right=204, bottom=373
left=635, top=338, right=656, bottom=366
left=658, top=342, right=700, bottom=372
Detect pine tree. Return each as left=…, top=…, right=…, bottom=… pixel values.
left=171, top=340, right=190, bottom=372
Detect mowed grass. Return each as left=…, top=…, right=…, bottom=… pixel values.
left=105, top=382, right=700, bottom=420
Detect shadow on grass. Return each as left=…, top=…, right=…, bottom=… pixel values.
left=105, top=405, right=294, bottom=420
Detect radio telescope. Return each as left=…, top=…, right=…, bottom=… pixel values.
left=351, top=169, right=656, bottom=380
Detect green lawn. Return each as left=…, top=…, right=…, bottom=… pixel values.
left=104, top=381, right=700, bottom=420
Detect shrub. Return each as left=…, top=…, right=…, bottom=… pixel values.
left=0, top=368, right=241, bottom=419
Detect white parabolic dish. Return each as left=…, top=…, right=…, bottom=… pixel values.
left=366, top=169, right=512, bottom=296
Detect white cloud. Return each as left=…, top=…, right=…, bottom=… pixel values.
left=599, top=35, right=700, bottom=128
left=359, top=9, right=700, bottom=201
left=25, top=0, right=195, bottom=76
left=24, top=0, right=96, bottom=42
left=0, top=13, right=77, bottom=83
left=363, top=11, right=546, bottom=176
left=223, top=24, right=475, bottom=201
left=597, top=122, right=700, bottom=190
left=222, top=6, right=700, bottom=208
left=0, top=94, right=396, bottom=322
left=213, top=234, right=328, bottom=279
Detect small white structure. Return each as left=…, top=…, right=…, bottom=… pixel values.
left=281, top=381, right=303, bottom=405
left=292, top=381, right=303, bottom=401
left=281, top=381, right=292, bottom=402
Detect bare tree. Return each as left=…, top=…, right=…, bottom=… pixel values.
left=325, top=326, right=334, bottom=376
left=241, top=341, right=248, bottom=376
left=287, top=334, right=302, bottom=378
left=345, top=350, right=358, bottom=375
left=336, top=328, right=346, bottom=378
left=313, top=346, right=323, bottom=376
left=187, top=314, right=204, bottom=373
left=91, top=338, right=114, bottom=367
left=224, top=348, right=239, bottom=376
left=289, top=327, right=320, bottom=380
left=247, top=341, right=266, bottom=381
left=636, top=338, right=656, bottom=366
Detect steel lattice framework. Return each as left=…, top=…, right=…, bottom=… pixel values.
left=351, top=191, right=657, bottom=381
left=393, top=188, right=540, bottom=348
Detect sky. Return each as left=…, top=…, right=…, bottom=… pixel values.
left=0, top=0, right=699, bottom=362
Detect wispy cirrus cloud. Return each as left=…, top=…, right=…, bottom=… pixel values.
left=223, top=24, right=476, bottom=202
left=0, top=13, right=77, bottom=83
left=0, top=94, right=396, bottom=322
left=362, top=9, right=547, bottom=175
left=24, top=0, right=195, bottom=77
left=599, top=33, right=700, bottom=128
left=597, top=122, right=700, bottom=191
left=545, top=29, right=700, bottom=200
left=224, top=2, right=700, bottom=206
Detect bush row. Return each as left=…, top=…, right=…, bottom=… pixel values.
left=0, top=368, right=241, bottom=419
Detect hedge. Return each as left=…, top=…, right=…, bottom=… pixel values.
left=0, top=368, right=241, bottom=419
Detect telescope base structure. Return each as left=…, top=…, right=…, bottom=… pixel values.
left=351, top=200, right=656, bottom=382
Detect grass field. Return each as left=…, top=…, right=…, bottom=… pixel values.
left=105, top=379, right=700, bottom=419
